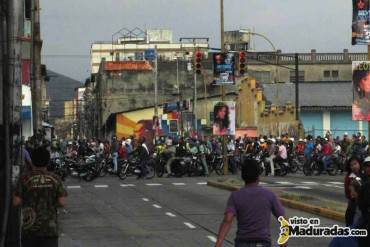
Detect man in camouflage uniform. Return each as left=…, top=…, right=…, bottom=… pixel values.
left=13, top=146, right=67, bottom=247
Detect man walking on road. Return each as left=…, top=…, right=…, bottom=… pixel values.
left=13, top=146, right=67, bottom=247
left=215, top=158, right=286, bottom=247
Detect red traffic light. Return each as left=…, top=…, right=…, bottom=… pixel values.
left=239, top=51, right=246, bottom=59
left=195, top=51, right=203, bottom=59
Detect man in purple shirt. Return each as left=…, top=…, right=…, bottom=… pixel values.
left=215, top=158, right=286, bottom=247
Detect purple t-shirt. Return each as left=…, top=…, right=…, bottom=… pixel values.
left=225, top=184, right=285, bottom=242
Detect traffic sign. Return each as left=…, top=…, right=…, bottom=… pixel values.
left=144, top=49, right=156, bottom=61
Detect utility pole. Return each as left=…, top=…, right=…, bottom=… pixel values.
left=193, top=41, right=198, bottom=132
left=154, top=45, right=158, bottom=117
left=295, top=53, right=300, bottom=136
left=2, top=0, right=23, bottom=246
left=220, top=0, right=229, bottom=175
left=31, top=0, right=43, bottom=135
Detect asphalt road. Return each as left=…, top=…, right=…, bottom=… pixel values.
left=258, top=172, right=346, bottom=203
left=59, top=174, right=343, bottom=247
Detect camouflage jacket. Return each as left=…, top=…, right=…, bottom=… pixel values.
left=15, top=169, right=67, bottom=237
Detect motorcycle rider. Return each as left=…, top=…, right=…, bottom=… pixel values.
left=134, top=137, right=150, bottom=179
left=227, top=138, right=237, bottom=174
left=274, top=140, right=288, bottom=167
left=321, top=138, right=332, bottom=173
left=340, top=133, right=351, bottom=154
left=190, top=139, right=209, bottom=176
left=266, top=138, right=276, bottom=176
left=111, top=136, right=119, bottom=173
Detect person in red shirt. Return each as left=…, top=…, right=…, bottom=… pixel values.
left=295, top=139, right=305, bottom=155
left=321, top=139, right=332, bottom=171
left=117, top=142, right=126, bottom=160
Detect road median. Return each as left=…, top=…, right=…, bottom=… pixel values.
left=207, top=179, right=345, bottom=223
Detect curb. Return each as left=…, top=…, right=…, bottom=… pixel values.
left=207, top=180, right=345, bottom=223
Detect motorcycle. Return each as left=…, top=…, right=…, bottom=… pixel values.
left=118, top=156, right=155, bottom=180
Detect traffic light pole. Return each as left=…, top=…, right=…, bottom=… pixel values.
left=220, top=0, right=229, bottom=175
left=295, top=53, right=300, bottom=136
left=193, top=39, right=198, bottom=133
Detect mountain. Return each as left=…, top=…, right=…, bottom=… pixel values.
left=45, top=70, right=83, bottom=122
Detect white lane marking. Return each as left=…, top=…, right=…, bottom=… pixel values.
left=207, top=236, right=217, bottom=243
left=324, top=184, right=343, bottom=189
left=301, top=181, right=319, bottom=185
left=142, top=198, right=149, bottom=202
left=328, top=182, right=344, bottom=185
left=165, top=212, right=176, bottom=217
left=172, top=182, right=186, bottom=186
left=184, top=222, right=196, bottom=229
left=67, top=185, right=81, bottom=189
left=293, top=186, right=312, bottom=190
left=259, top=182, right=268, bottom=185
left=94, top=185, right=108, bottom=188
left=197, top=182, right=207, bottom=185
left=120, top=184, right=135, bottom=187
left=146, top=183, right=163, bottom=186
left=275, top=181, right=294, bottom=185
left=152, top=204, right=162, bottom=209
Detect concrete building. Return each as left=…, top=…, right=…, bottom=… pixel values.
left=90, top=28, right=209, bottom=74
left=262, top=82, right=368, bottom=138
left=245, top=49, right=368, bottom=138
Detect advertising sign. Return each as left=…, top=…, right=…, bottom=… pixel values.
left=352, top=61, right=370, bottom=121
left=144, top=49, right=156, bottom=61
left=212, top=53, right=235, bottom=85
left=212, top=101, right=236, bottom=136
left=169, top=120, right=178, bottom=133
left=352, top=0, right=370, bottom=45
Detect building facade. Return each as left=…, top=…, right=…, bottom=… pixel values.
left=90, top=29, right=209, bottom=75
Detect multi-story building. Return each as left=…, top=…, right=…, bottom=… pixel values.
left=246, top=49, right=368, bottom=137
left=90, top=28, right=209, bottom=75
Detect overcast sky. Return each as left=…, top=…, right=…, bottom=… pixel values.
left=40, top=0, right=366, bottom=81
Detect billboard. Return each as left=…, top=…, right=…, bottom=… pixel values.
left=352, top=0, right=370, bottom=45
left=352, top=61, right=370, bottom=121
left=212, top=53, right=235, bottom=85
left=116, top=114, right=156, bottom=140
left=212, top=101, right=236, bottom=136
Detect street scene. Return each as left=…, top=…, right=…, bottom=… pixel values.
left=1, top=1, right=370, bottom=247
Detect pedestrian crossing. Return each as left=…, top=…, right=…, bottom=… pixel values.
left=66, top=179, right=344, bottom=190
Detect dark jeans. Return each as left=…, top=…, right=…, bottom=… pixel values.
left=235, top=240, right=271, bottom=247
left=345, top=199, right=357, bottom=226
left=22, top=236, right=58, bottom=247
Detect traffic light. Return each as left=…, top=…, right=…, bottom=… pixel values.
left=195, top=51, right=203, bottom=74
left=239, top=51, right=246, bottom=76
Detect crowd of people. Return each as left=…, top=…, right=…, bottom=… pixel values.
left=15, top=130, right=370, bottom=247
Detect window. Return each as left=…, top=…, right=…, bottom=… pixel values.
left=249, top=71, right=271, bottom=83
left=290, top=70, right=305, bottom=83
left=332, top=70, right=339, bottom=78
left=323, top=70, right=330, bottom=78
left=25, top=0, right=31, bottom=19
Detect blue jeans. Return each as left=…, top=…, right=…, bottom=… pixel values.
left=112, top=152, right=118, bottom=172
left=235, top=240, right=271, bottom=247
left=322, top=155, right=330, bottom=170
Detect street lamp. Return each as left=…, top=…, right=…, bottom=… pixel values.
left=239, top=30, right=278, bottom=83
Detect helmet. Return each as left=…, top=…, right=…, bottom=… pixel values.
left=289, top=138, right=295, bottom=142
left=364, top=156, right=370, bottom=165
left=260, top=138, right=265, bottom=143
left=271, top=138, right=276, bottom=143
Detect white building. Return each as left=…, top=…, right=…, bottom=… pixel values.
left=90, top=29, right=209, bottom=74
